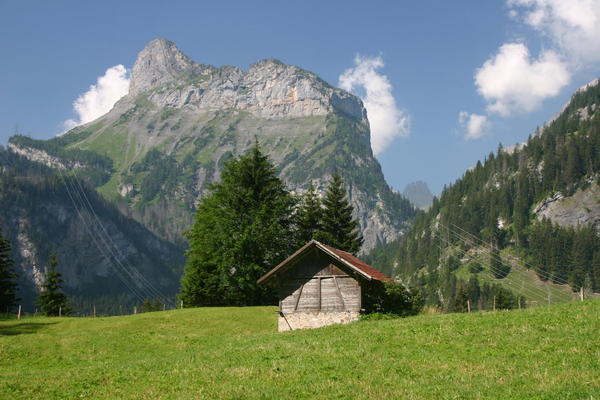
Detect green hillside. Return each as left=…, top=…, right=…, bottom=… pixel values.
left=1, top=301, right=599, bottom=399
left=367, top=79, right=600, bottom=311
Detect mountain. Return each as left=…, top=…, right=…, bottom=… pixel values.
left=9, top=39, right=415, bottom=252
left=0, top=147, right=183, bottom=314
left=366, top=79, right=600, bottom=310
left=402, top=180, right=434, bottom=209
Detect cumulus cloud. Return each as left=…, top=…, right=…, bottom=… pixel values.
left=463, top=0, right=600, bottom=138
left=459, top=112, right=490, bottom=140
left=475, top=42, right=570, bottom=116
left=339, top=55, right=409, bottom=156
left=508, top=0, right=600, bottom=64
left=63, top=65, right=130, bottom=131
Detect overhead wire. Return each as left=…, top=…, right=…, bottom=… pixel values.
left=450, top=222, right=572, bottom=286
left=437, top=223, right=573, bottom=302
left=55, top=166, right=147, bottom=304
left=69, top=173, right=173, bottom=306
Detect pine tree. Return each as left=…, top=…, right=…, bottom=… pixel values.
left=37, top=254, right=71, bottom=316
left=315, top=173, right=363, bottom=254
left=179, top=143, right=297, bottom=307
left=0, top=227, right=19, bottom=313
left=296, top=184, right=323, bottom=244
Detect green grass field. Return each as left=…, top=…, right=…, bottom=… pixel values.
left=1, top=302, right=599, bottom=399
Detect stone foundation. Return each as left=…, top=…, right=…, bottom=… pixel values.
left=278, top=311, right=359, bottom=331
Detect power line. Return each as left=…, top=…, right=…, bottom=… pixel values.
left=437, top=225, right=573, bottom=302
left=69, top=174, right=173, bottom=306
left=449, top=222, right=572, bottom=286
left=435, top=229, right=569, bottom=304
left=55, top=167, right=147, bottom=304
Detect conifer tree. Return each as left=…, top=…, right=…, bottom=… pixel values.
left=0, top=227, right=19, bottom=312
left=296, top=184, right=323, bottom=244
left=37, top=254, right=71, bottom=316
left=179, top=143, right=297, bottom=307
left=316, top=173, right=363, bottom=254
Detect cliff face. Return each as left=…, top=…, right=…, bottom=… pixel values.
left=14, top=39, right=414, bottom=252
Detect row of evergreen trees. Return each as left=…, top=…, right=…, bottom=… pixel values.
left=179, top=143, right=364, bottom=307
left=0, top=228, right=70, bottom=316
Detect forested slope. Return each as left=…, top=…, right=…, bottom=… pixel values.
left=0, top=148, right=183, bottom=313
left=367, top=79, right=600, bottom=310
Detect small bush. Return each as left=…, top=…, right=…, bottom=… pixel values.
left=362, top=281, right=424, bottom=317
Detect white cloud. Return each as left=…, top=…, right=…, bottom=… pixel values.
left=339, top=55, right=409, bottom=156
left=508, top=0, right=600, bottom=64
left=459, top=111, right=490, bottom=140
left=464, top=0, right=599, bottom=138
left=475, top=42, right=570, bottom=116
left=63, top=65, right=130, bottom=132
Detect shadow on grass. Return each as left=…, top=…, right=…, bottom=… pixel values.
left=0, top=322, right=57, bottom=336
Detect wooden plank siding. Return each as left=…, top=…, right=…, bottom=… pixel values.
left=277, top=249, right=361, bottom=313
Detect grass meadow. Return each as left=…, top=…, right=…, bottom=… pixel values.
left=1, top=301, right=599, bottom=399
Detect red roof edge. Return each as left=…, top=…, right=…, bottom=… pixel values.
left=320, top=243, right=393, bottom=282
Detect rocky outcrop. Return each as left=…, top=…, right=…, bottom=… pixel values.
left=7, top=143, right=83, bottom=170
left=534, top=181, right=600, bottom=230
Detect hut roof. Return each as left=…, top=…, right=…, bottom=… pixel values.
left=257, top=240, right=392, bottom=284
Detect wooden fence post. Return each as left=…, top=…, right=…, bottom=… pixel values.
left=467, top=300, right=471, bottom=313
left=580, top=287, right=584, bottom=302
left=59, top=306, right=62, bottom=317
left=134, top=306, right=137, bottom=315
left=17, top=305, right=21, bottom=320
left=493, top=296, right=496, bottom=312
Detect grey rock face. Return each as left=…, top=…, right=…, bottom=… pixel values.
left=129, top=39, right=198, bottom=97
left=126, top=39, right=366, bottom=121
left=534, top=182, right=600, bottom=230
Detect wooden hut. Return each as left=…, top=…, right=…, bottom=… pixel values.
left=258, top=240, right=392, bottom=331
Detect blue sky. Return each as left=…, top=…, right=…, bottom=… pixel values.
left=1, top=1, right=598, bottom=193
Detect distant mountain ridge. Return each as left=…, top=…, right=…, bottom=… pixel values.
left=8, top=38, right=415, bottom=252
left=402, top=181, right=433, bottom=209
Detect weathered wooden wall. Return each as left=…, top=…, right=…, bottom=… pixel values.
left=277, top=249, right=361, bottom=313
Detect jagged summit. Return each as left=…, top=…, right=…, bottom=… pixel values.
left=129, top=38, right=198, bottom=96
left=125, top=39, right=366, bottom=121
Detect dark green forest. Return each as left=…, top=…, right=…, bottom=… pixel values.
left=367, top=80, right=600, bottom=310
left=0, top=148, right=182, bottom=314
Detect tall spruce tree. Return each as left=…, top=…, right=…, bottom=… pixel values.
left=37, top=254, right=70, bottom=316
left=296, top=184, right=323, bottom=244
left=316, top=173, right=363, bottom=254
left=179, top=143, right=297, bottom=307
left=0, top=227, right=19, bottom=312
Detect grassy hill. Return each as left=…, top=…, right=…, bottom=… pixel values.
left=1, top=302, right=599, bottom=399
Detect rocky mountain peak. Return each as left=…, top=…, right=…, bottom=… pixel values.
left=129, top=38, right=197, bottom=96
